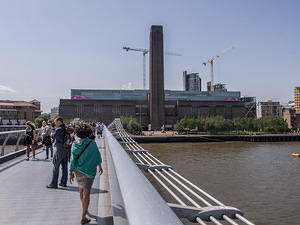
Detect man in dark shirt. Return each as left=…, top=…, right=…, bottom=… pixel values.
left=47, top=116, right=68, bottom=188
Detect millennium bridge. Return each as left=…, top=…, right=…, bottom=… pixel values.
left=0, top=119, right=255, bottom=225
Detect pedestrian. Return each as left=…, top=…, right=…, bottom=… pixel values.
left=47, top=116, right=68, bottom=188
left=43, top=122, right=53, bottom=159
left=48, top=122, right=56, bottom=155
left=89, top=123, right=96, bottom=140
left=96, top=122, right=103, bottom=138
left=64, top=126, right=75, bottom=162
left=40, top=121, right=47, bottom=150
left=69, top=122, right=103, bottom=225
left=148, top=123, right=151, bottom=132
left=161, top=124, right=166, bottom=133
left=24, top=121, right=36, bottom=161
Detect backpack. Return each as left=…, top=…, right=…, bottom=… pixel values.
left=63, top=129, right=73, bottom=149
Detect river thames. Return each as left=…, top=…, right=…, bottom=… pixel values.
left=141, top=142, right=300, bottom=225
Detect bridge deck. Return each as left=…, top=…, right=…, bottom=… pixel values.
left=0, top=138, right=112, bottom=225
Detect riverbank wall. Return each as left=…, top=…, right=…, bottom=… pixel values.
left=129, top=134, right=300, bottom=143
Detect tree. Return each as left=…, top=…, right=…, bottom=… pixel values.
left=174, top=118, right=186, bottom=133
left=174, top=116, right=290, bottom=134
left=34, top=115, right=50, bottom=128
left=120, top=116, right=142, bottom=134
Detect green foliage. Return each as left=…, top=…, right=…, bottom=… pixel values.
left=174, top=118, right=185, bottom=133
left=174, top=116, right=289, bottom=134
left=120, top=116, right=142, bottom=134
left=34, top=115, right=50, bottom=128
left=64, top=119, right=73, bottom=126
left=82, top=118, right=98, bottom=123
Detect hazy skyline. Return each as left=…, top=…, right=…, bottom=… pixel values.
left=0, top=0, right=299, bottom=113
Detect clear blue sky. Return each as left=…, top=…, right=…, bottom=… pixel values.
left=0, top=0, right=299, bottom=113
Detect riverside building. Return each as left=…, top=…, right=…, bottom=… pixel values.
left=256, top=101, right=281, bottom=118
left=60, top=89, right=245, bottom=129
left=59, top=26, right=246, bottom=130
left=0, top=99, right=41, bottom=125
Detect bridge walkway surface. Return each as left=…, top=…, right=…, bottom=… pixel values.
left=0, top=137, right=113, bottom=225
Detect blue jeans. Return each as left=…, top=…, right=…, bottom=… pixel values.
left=45, top=145, right=53, bottom=158
left=50, top=157, right=68, bottom=187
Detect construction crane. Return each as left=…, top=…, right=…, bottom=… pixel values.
left=123, top=46, right=181, bottom=89
left=203, top=46, right=234, bottom=91
left=123, top=47, right=148, bottom=89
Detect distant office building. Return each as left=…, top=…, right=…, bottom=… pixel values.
left=50, top=107, right=59, bottom=120
left=183, top=71, right=201, bottom=91
left=257, top=101, right=281, bottom=118
left=241, top=97, right=256, bottom=118
left=295, top=87, right=300, bottom=114
left=0, top=99, right=42, bottom=124
left=295, top=115, right=300, bottom=129
left=282, top=108, right=296, bottom=129
left=295, top=87, right=300, bottom=129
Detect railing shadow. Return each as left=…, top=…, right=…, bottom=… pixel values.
left=31, top=158, right=51, bottom=162
left=58, top=186, right=108, bottom=195
left=0, top=149, right=44, bottom=173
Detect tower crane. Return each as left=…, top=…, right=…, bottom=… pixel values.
left=123, top=46, right=181, bottom=89
left=203, top=46, right=234, bottom=91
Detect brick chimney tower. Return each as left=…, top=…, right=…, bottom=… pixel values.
left=149, top=25, right=165, bottom=130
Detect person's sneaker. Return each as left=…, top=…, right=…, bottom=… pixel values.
left=45, top=157, right=49, bottom=160
left=46, top=185, right=57, bottom=189
left=59, top=183, right=67, bottom=187
left=25, top=157, right=29, bottom=161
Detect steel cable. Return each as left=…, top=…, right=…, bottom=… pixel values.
left=112, top=119, right=255, bottom=225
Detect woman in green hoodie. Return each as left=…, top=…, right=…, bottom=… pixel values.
left=69, top=123, right=103, bottom=225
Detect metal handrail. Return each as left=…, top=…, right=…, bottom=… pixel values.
left=0, top=129, right=28, bottom=135
left=104, top=125, right=183, bottom=225
left=111, top=118, right=256, bottom=225
left=0, top=128, right=41, bottom=157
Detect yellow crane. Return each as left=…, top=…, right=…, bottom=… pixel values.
left=203, top=46, right=234, bottom=91
left=123, top=46, right=181, bottom=89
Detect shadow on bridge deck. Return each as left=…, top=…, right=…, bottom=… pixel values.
left=0, top=138, right=112, bottom=225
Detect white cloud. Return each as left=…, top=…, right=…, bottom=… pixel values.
left=0, top=85, right=16, bottom=94
left=121, top=82, right=133, bottom=90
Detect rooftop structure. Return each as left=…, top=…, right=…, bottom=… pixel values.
left=71, top=89, right=241, bottom=102
left=183, top=71, right=201, bottom=91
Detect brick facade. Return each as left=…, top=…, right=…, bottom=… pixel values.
left=59, top=99, right=246, bottom=129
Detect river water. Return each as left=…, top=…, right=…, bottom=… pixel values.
left=141, top=142, right=300, bottom=225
